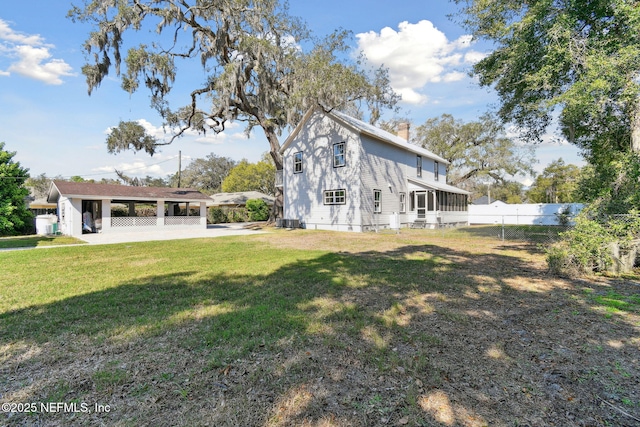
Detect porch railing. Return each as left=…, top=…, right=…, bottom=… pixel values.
left=111, top=217, right=157, bottom=227
left=111, top=216, right=204, bottom=228
left=165, top=217, right=202, bottom=226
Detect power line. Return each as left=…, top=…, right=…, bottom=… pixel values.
left=0, top=156, right=179, bottom=181
left=70, top=156, right=177, bottom=178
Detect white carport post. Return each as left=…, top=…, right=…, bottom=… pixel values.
left=200, top=202, right=207, bottom=227
left=102, top=199, right=111, bottom=233
left=157, top=199, right=165, bottom=227
left=71, top=198, right=83, bottom=237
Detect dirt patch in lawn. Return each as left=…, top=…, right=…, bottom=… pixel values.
left=2, top=230, right=639, bottom=426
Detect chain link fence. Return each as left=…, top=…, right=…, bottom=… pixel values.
left=400, top=215, right=574, bottom=244
left=464, top=214, right=573, bottom=244
left=463, top=223, right=572, bottom=244
left=460, top=213, right=640, bottom=245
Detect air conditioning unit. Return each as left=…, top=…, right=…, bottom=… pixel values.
left=282, top=219, right=300, bottom=229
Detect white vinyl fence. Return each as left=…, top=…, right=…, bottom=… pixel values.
left=469, top=203, right=584, bottom=226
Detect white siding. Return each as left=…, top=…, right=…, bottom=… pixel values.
left=281, top=109, right=465, bottom=232
left=358, top=135, right=411, bottom=230
left=283, top=114, right=363, bottom=231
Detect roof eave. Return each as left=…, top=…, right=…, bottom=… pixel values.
left=407, top=177, right=471, bottom=195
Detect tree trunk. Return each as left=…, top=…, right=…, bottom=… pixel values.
left=262, top=126, right=284, bottom=222
left=608, top=240, right=640, bottom=274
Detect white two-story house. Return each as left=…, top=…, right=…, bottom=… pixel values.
left=279, top=107, right=469, bottom=232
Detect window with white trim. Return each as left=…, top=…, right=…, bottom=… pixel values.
left=374, top=189, right=381, bottom=213
left=293, top=151, right=303, bottom=173
left=399, top=192, right=406, bottom=213
left=324, top=189, right=346, bottom=205
left=417, top=155, right=422, bottom=177
left=434, top=160, right=439, bottom=181
left=333, top=142, right=346, bottom=167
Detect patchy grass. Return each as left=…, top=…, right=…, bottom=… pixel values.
left=0, top=234, right=84, bottom=249
left=1, top=229, right=639, bottom=426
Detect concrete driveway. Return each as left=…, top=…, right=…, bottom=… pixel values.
left=78, top=223, right=268, bottom=245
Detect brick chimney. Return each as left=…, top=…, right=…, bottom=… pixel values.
left=397, top=122, right=410, bottom=141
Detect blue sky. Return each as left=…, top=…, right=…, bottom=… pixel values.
left=0, top=1, right=584, bottom=185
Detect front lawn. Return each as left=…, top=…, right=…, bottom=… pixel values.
left=1, top=230, right=638, bottom=426
left=0, top=234, right=84, bottom=249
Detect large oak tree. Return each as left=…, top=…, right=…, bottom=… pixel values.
left=70, top=0, right=398, bottom=216
left=455, top=0, right=640, bottom=215
left=414, top=113, right=536, bottom=187
left=455, top=0, right=640, bottom=159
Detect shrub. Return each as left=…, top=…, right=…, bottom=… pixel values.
left=245, top=199, right=269, bottom=221
left=546, top=244, right=574, bottom=276
left=555, top=205, right=572, bottom=226
left=228, top=208, right=248, bottom=222
left=209, top=207, right=228, bottom=224
left=547, top=209, right=640, bottom=275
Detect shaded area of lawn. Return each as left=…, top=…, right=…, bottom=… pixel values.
left=0, top=234, right=84, bottom=249
left=1, top=234, right=639, bottom=426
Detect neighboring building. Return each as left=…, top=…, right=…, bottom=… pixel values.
left=208, top=191, right=275, bottom=208
left=47, top=180, right=210, bottom=238
left=279, top=107, right=470, bottom=232
left=471, top=195, right=505, bottom=206
left=26, top=197, right=57, bottom=215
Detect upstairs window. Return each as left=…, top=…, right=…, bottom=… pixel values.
left=434, top=161, right=439, bottom=181
left=417, top=155, right=422, bottom=177
left=374, top=189, right=382, bottom=213
left=293, top=151, right=303, bottom=173
left=333, top=142, right=346, bottom=168
left=324, top=189, right=346, bottom=205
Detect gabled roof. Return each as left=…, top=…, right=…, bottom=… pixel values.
left=281, top=107, right=450, bottom=165
left=47, top=180, right=211, bottom=203
left=209, top=191, right=275, bottom=206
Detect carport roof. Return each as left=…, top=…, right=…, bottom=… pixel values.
left=47, top=180, right=211, bottom=203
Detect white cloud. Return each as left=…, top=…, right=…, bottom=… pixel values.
left=443, top=71, right=466, bottom=83
left=93, top=161, right=168, bottom=177
left=397, top=88, right=428, bottom=105
left=0, top=19, right=74, bottom=85
left=107, top=118, right=244, bottom=144
left=464, top=51, right=486, bottom=64
left=356, top=20, right=485, bottom=105
left=105, top=118, right=252, bottom=152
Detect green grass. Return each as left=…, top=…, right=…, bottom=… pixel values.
left=2, top=231, right=639, bottom=426
left=592, top=291, right=640, bottom=315
left=0, top=234, right=84, bottom=249
left=1, top=236, right=425, bottom=357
